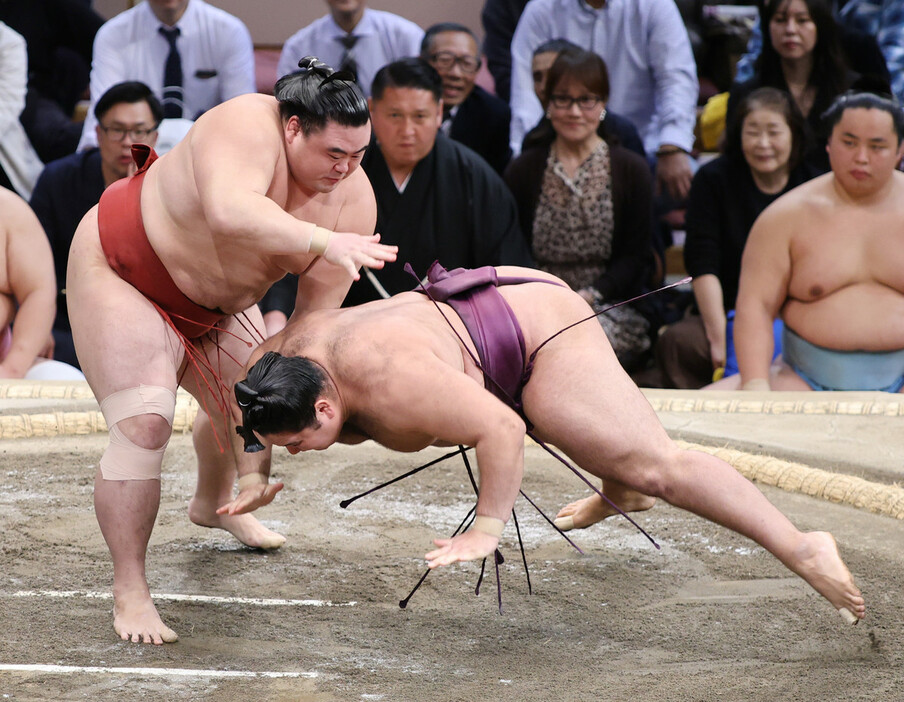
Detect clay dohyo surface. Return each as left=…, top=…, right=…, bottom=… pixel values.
left=0, top=434, right=901, bottom=701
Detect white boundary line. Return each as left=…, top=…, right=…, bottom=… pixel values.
left=0, top=664, right=315, bottom=678
left=6, top=590, right=356, bottom=607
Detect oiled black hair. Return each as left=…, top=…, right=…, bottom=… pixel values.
left=821, top=91, right=904, bottom=145
left=234, top=352, right=326, bottom=452
left=274, top=56, right=369, bottom=135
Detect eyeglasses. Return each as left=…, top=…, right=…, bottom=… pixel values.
left=99, top=124, right=158, bottom=142
left=429, top=51, right=481, bottom=74
left=548, top=94, right=603, bottom=111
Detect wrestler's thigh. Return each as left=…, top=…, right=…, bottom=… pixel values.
left=179, top=305, right=267, bottom=407
left=66, top=208, right=182, bottom=399
left=522, top=322, right=673, bottom=480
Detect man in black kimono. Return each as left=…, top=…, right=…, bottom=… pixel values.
left=345, top=57, right=532, bottom=307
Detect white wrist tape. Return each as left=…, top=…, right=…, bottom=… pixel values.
left=472, top=516, right=505, bottom=538
left=310, top=226, right=332, bottom=255
left=238, top=473, right=268, bottom=490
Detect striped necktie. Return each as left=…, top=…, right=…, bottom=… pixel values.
left=159, top=26, right=183, bottom=119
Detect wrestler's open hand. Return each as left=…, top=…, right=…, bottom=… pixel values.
left=216, top=481, right=284, bottom=516
left=323, top=232, right=397, bottom=280
left=425, top=530, right=499, bottom=569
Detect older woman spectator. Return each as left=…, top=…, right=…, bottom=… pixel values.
left=655, top=87, right=822, bottom=389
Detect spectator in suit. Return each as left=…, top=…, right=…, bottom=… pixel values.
left=480, top=0, right=528, bottom=103
left=421, top=22, right=512, bottom=175
left=30, top=82, right=162, bottom=368
left=278, top=0, right=423, bottom=98
left=78, top=0, right=254, bottom=152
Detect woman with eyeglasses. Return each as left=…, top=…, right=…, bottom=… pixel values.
left=504, top=47, right=655, bottom=370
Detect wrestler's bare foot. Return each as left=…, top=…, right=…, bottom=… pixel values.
left=188, top=497, right=286, bottom=550
left=113, top=584, right=178, bottom=645
left=554, top=492, right=656, bottom=531
left=789, top=531, right=865, bottom=624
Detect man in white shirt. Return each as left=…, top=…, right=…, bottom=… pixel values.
left=0, top=22, right=43, bottom=200
left=78, top=0, right=255, bottom=151
left=278, top=0, right=423, bottom=96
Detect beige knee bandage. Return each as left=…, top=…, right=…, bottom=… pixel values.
left=99, top=385, right=176, bottom=481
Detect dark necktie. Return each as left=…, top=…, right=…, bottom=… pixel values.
left=338, top=34, right=359, bottom=82
left=159, top=26, right=183, bottom=119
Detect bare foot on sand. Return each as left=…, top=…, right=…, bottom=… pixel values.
left=113, top=585, right=178, bottom=645
left=188, top=497, right=286, bottom=550
left=790, top=531, right=865, bottom=624
left=554, top=490, right=656, bottom=531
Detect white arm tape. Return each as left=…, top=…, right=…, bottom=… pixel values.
left=238, top=472, right=268, bottom=490
left=310, top=226, right=332, bottom=255
left=472, top=516, right=505, bottom=538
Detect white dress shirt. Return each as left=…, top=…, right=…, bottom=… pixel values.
left=78, top=0, right=255, bottom=151
left=277, top=9, right=423, bottom=96
left=509, top=0, right=698, bottom=156
left=0, top=22, right=43, bottom=199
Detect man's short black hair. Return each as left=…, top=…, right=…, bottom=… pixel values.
left=420, top=22, right=478, bottom=56
left=94, top=81, right=163, bottom=125
left=275, top=56, right=370, bottom=135
left=532, top=38, right=581, bottom=57
left=822, top=91, right=904, bottom=145
left=234, top=352, right=326, bottom=452
left=371, top=57, right=443, bottom=103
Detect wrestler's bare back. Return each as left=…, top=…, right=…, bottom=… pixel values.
left=755, top=171, right=904, bottom=350
left=260, top=266, right=587, bottom=450
left=138, top=94, right=374, bottom=313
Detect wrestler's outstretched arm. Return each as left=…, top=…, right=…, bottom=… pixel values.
left=187, top=97, right=395, bottom=281
left=290, top=177, right=379, bottom=315
left=734, top=203, right=793, bottom=390
left=353, top=350, right=527, bottom=569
